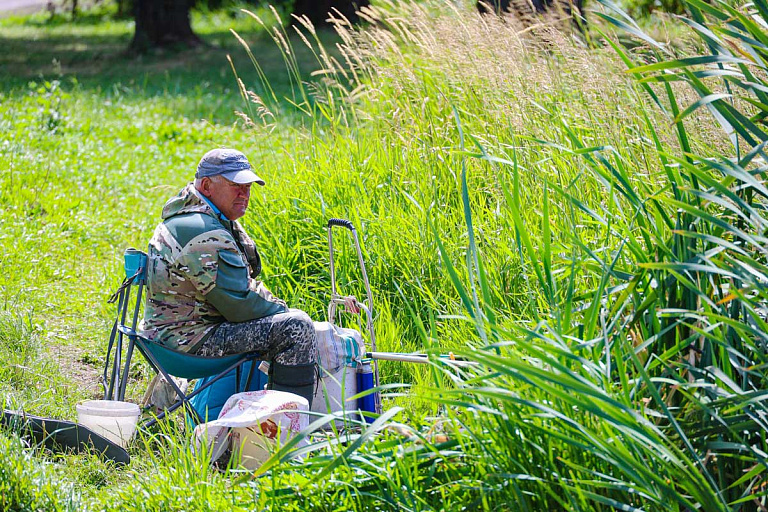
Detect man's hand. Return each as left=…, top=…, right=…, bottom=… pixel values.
left=344, top=295, right=361, bottom=314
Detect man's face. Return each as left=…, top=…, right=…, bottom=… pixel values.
left=199, top=176, right=252, bottom=220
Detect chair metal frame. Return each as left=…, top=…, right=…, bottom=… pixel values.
left=102, top=248, right=260, bottom=428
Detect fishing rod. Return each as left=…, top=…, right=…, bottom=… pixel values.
left=366, top=351, right=480, bottom=367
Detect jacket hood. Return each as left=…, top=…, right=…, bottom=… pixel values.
left=161, top=183, right=215, bottom=220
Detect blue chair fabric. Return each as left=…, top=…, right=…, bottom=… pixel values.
left=187, top=360, right=268, bottom=426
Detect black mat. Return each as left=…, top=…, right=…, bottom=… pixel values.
left=1, top=409, right=130, bottom=465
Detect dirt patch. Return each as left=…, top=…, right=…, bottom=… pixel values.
left=45, top=332, right=104, bottom=399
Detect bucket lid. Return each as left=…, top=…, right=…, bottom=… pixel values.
left=76, top=400, right=140, bottom=417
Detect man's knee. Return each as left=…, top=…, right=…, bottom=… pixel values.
left=270, top=309, right=316, bottom=363
left=281, top=310, right=315, bottom=342
left=287, top=309, right=313, bottom=327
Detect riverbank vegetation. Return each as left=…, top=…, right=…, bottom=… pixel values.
left=1, top=0, right=764, bottom=509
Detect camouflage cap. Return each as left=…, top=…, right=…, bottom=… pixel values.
left=196, top=148, right=265, bottom=185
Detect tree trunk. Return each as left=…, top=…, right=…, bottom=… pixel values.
left=477, top=0, right=585, bottom=32
left=117, top=0, right=134, bottom=19
left=292, top=0, right=370, bottom=27
left=130, top=0, right=202, bottom=53
left=476, top=0, right=511, bottom=15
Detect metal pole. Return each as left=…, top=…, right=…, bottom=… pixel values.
left=367, top=351, right=481, bottom=368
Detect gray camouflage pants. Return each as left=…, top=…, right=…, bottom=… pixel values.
left=197, top=309, right=317, bottom=367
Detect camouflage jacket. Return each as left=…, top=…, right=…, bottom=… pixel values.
left=142, top=184, right=287, bottom=352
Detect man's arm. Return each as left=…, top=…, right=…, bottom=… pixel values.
left=201, top=249, right=287, bottom=322
left=249, top=280, right=287, bottom=307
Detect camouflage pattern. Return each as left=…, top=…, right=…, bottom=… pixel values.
left=142, top=184, right=282, bottom=352
left=197, top=309, right=317, bottom=367
left=232, top=221, right=262, bottom=278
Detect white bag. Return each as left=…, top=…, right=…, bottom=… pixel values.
left=193, top=390, right=308, bottom=468
left=314, top=321, right=365, bottom=374
left=312, top=321, right=366, bottom=422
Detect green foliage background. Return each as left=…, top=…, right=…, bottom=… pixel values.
left=1, top=0, right=767, bottom=510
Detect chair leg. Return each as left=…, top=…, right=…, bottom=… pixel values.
left=103, top=320, right=119, bottom=400
left=244, top=361, right=256, bottom=392
left=133, top=349, right=260, bottom=429
left=108, top=335, right=123, bottom=401
left=117, top=338, right=135, bottom=402
left=142, top=397, right=202, bottom=429
left=104, top=344, right=117, bottom=401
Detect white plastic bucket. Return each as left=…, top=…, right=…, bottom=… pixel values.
left=231, top=425, right=277, bottom=470
left=311, top=365, right=358, bottom=424
left=76, top=400, right=140, bottom=447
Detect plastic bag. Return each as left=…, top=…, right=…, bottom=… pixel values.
left=141, top=374, right=189, bottom=412
left=193, top=390, right=308, bottom=467
left=314, top=321, right=365, bottom=374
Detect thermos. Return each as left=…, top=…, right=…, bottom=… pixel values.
left=356, top=359, right=377, bottom=423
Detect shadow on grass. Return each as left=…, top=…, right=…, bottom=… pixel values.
left=0, top=24, right=340, bottom=122
left=20, top=11, right=128, bottom=28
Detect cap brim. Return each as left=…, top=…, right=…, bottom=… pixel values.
left=221, top=169, right=265, bottom=186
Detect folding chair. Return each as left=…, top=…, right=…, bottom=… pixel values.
left=102, top=248, right=261, bottom=428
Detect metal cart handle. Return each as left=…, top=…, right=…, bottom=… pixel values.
left=327, top=218, right=354, bottom=230
left=326, top=218, right=381, bottom=414
left=327, top=219, right=374, bottom=329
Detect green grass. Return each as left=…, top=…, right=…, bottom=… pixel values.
left=1, top=0, right=765, bottom=510
left=0, top=434, right=80, bottom=511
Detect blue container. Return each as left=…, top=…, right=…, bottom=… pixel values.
left=356, top=359, right=377, bottom=423
left=187, top=360, right=268, bottom=427
left=124, top=248, right=147, bottom=284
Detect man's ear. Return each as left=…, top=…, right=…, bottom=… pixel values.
left=198, top=177, right=213, bottom=198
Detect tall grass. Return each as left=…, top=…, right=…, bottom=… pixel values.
left=224, top=1, right=765, bottom=509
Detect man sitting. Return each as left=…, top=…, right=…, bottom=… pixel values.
left=141, top=148, right=317, bottom=406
